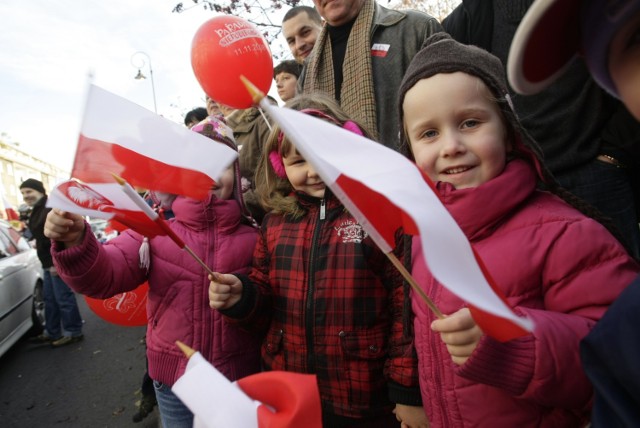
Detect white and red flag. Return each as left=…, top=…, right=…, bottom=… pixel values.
left=259, top=99, right=534, bottom=341
left=172, top=343, right=322, bottom=428
left=47, top=179, right=172, bottom=239
left=72, top=84, right=237, bottom=200
left=1, top=194, right=19, bottom=221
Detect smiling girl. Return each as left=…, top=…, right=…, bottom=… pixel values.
left=209, top=94, right=427, bottom=427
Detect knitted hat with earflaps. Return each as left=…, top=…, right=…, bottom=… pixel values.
left=397, top=32, right=546, bottom=181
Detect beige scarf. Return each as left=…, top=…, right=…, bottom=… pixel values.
left=303, top=0, right=377, bottom=139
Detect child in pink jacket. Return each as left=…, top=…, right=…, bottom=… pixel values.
left=396, top=33, right=640, bottom=427
left=45, top=117, right=261, bottom=428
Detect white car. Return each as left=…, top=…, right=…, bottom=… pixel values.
left=0, top=220, right=44, bottom=358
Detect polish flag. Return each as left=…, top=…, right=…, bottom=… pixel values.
left=72, top=84, right=237, bottom=200
left=259, top=100, right=534, bottom=341
left=47, top=179, right=170, bottom=239
left=1, top=194, right=19, bottom=221
left=172, top=348, right=321, bottom=428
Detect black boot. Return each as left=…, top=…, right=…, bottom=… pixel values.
left=132, top=392, right=157, bottom=423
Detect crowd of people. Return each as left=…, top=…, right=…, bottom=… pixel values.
left=35, top=0, right=640, bottom=426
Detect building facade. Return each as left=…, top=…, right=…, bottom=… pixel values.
left=0, top=139, right=69, bottom=216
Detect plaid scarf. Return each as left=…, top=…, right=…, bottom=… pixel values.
left=303, top=0, right=378, bottom=139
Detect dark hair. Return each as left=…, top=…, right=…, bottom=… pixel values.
left=283, top=5, right=322, bottom=25
left=274, top=60, right=303, bottom=80
left=184, top=107, right=208, bottom=127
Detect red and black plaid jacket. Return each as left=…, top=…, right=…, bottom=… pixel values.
left=223, top=191, right=421, bottom=420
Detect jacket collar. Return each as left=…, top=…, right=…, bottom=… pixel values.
left=373, top=1, right=406, bottom=27
left=295, top=188, right=342, bottom=212
left=436, top=159, right=537, bottom=241
left=171, top=195, right=242, bottom=233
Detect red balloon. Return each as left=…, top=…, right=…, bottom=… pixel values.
left=84, top=282, right=148, bottom=327
left=191, top=15, right=273, bottom=109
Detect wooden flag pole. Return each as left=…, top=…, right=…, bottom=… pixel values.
left=240, top=75, right=265, bottom=105
left=176, top=340, right=196, bottom=359
left=386, top=252, right=444, bottom=319
left=182, top=245, right=215, bottom=277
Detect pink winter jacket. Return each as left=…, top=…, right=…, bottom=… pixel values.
left=52, top=195, right=261, bottom=386
left=411, top=160, right=639, bottom=427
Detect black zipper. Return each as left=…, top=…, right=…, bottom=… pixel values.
left=305, top=198, right=325, bottom=373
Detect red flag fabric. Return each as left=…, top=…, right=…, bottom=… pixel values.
left=72, top=84, right=237, bottom=200
left=259, top=101, right=534, bottom=341
left=237, top=372, right=322, bottom=428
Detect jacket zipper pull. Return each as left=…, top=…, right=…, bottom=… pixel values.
left=320, top=199, right=326, bottom=220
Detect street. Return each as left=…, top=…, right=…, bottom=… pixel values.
left=0, top=296, right=160, bottom=428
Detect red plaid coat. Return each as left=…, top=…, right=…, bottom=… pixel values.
left=223, top=191, right=421, bottom=420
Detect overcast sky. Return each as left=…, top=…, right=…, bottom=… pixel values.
left=0, top=0, right=285, bottom=172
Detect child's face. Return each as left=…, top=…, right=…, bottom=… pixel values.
left=403, top=72, right=509, bottom=190
left=211, top=166, right=234, bottom=200
left=609, top=12, right=640, bottom=121
left=275, top=72, right=298, bottom=102
left=282, top=145, right=326, bottom=198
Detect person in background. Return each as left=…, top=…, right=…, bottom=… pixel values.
left=205, top=95, right=222, bottom=119
left=282, top=5, right=323, bottom=64
left=397, top=32, right=639, bottom=427
left=298, top=0, right=442, bottom=151
left=44, top=118, right=261, bottom=428
left=442, top=0, right=640, bottom=259
left=507, top=1, right=640, bottom=425
left=21, top=178, right=84, bottom=347
left=274, top=60, right=303, bottom=103
left=209, top=93, right=427, bottom=428
left=220, top=101, right=272, bottom=224
left=183, top=107, right=208, bottom=129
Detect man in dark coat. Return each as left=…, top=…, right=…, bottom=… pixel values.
left=21, top=178, right=83, bottom=347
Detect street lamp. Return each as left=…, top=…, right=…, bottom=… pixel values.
left=131, top=51, right=158, bottom=114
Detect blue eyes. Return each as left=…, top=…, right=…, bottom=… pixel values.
left=420, top=120, right=479, bottom=139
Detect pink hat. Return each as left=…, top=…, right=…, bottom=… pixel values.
left=507, top=0, right=640, bottom=98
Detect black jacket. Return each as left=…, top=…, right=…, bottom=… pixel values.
left=27, top=196, right=52, bottom=268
